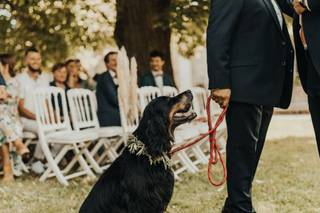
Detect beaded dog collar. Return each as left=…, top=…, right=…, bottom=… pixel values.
left=126, top=134, right=172, bottom=170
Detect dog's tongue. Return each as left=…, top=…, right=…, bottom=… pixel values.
left=175, top=109, right=193, bottom=117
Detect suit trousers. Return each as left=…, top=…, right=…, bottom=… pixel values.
left=305, top=50, right=320, bottom=157
left=308, top=96, right=320, bottom=157
left=223, top=102, right=273, bottom=213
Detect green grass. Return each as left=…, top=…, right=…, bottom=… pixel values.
left=0, top=137, right=319, bottom=213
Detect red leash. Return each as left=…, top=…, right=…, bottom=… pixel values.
left=170, top=96, right=228, bottom=187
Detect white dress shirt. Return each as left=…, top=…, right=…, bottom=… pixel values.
left=152, top=70, right=164, bottom=89
left=109, top=70, right=118, bottom=86
left=16, top=71, right=50, bottom=114
left=270, top=0, right=284, bottom=29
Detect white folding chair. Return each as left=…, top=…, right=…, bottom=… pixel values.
left=162, top=86, right=178, bottom=97
left=33, top=87, right=99, bottom=186
left=67, top=88, right=124, bottom=170
left=190, top=87, right=208, bottom=119
left=191, top=87, right=227, bottom=156
left=138, top=86, right=161, bottom=112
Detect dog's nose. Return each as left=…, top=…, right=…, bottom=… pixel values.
left=183, top=90, right=193, bottom=100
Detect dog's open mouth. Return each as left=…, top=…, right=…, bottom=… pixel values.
left=173, top=104, right=197, bottom=123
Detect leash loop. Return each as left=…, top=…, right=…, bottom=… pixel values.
left=170, top=96, right=227, bottom=187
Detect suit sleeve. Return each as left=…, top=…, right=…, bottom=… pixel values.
left=100, top=75, right=119, bottom=107
left=277, top=0, right=295, bottom=17
left=307, top=0, right=320, bottom=10
left=139, top=75, right=147, bottom=87
left=206, top=0, right=244, bottom=89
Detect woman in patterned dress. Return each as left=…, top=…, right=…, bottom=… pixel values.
left=0, top=53, right=29, bottom=182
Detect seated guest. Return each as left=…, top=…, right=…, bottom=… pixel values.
left=0, top=53, right=29, bottom=182
left=96, top=52, right=121, bottom=127
left=16, top=47, right=50, bottom=173
left=66, top=59, right=80, bottom=88
left=139, top=50, right=175, bottom=89
left=50, top=63, right=70, bottom=115
left=66, top=59, right=95, bottom=90
left=50, top=63, right=69, bottom=91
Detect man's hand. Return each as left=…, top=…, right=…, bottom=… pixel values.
left=211, top=89, right=231, bottom=109
left=293, top=0, right=307, bottom=15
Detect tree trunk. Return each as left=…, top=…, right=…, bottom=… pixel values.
left=115, top=0, right=172, bottom=78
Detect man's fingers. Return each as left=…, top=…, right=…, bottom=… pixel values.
left=212, top=96, right=219, bottom=102
left=293, top=3, right=306, bottom=14
left=222, top=99, right=229, bottom=108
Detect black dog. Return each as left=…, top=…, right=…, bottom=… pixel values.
left=80, top=90, right=197, bottom=213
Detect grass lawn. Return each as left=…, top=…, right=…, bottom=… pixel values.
left=0, top=137, right=319, bottom=213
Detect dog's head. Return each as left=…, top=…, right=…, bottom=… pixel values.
left=134, top=90, right=197, bottom=156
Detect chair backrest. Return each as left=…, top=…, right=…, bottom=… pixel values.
left=118, top=90, right=140, bottom=133
left=33, top=87, right=71, bottom=133
left=190, top=87, right=209, bottom=117
left=67, top=88, right=99, bottom=131
left=191, top=87, right=223, bottom=118
left=138, top=86, right=161, bottom=112
left=162, top=86, right=178, bottom=97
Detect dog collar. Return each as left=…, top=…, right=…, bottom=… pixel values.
left=126, top=135, right=172, bottom=170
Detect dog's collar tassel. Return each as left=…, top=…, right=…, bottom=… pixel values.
left=127, top=135, right=172, bottom=170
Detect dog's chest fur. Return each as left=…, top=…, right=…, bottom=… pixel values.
left=79, top=149, right=175, bottom=213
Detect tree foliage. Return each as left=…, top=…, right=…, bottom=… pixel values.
left=170, top=0, right=210, bottom=57
left=0, top=0, right=210, bottom=70
left=0, top=0, right=114, bottom=66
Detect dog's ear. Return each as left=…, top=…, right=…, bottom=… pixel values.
left=144, top=114, right=171, bottom=156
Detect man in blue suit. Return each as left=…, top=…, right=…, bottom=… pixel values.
left=96, top=52, right=121, bottom=127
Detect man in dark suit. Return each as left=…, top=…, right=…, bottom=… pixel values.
left=96, top=52, right=121, bottom=127
left=291, top=0, right=320, bottom=156
left=139, top=50, right=175, bottom=88
left=207, top=0, right=294, bottom=212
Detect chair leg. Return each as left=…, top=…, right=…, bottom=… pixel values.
left=176, top=151, right=198, bottom=173
left=41, top=146, right=70, bottom=181
left=193, top=144, right=208, bottom=164
left=83, top=149, right=103, bottom=174
left=73, top=144, right=95, bottom=178
left=91, top=138, right=117, bottom=163
left=40, top=141, right=69, bottom=186
left=90, top=139, right=105, bottom=157
left=62, top=154, right=77, bottom=174
left=102, top=143, right=118, bottom=161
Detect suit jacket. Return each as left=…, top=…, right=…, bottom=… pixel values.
left=291, top=0, right=320, bottom=94
left=139, top=72, right=175, bottom=88
left=207, top=0, right=295, bottom=109
left=96, top=71, right=121, bottom=127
